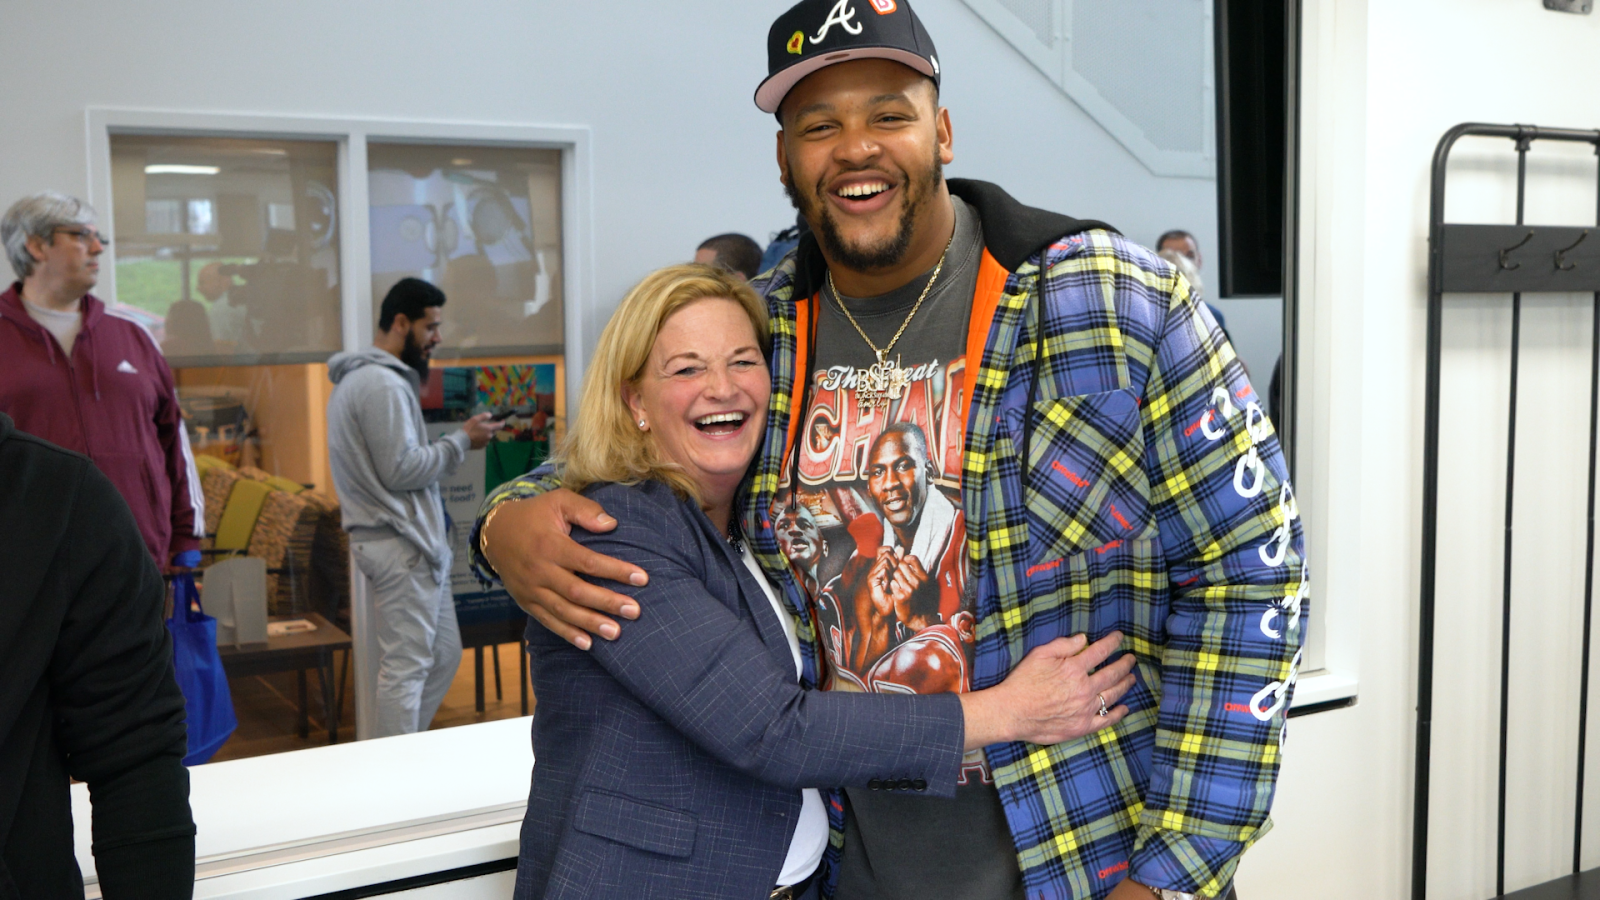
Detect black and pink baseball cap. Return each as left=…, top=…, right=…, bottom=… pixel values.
left=755, top=0, right=941, bottom=115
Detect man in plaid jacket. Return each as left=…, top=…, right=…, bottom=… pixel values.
left=472, top=2, right=1304, bottom=898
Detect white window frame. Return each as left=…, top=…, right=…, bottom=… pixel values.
left=1277, top=0, right=1360, bottom=712
left=85, top=108, right=593, bottom=416
left=80, top=109, right=594, bottom=897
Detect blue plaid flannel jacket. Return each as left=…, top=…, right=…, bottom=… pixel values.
left=472, top=180, right=1306, bottom=899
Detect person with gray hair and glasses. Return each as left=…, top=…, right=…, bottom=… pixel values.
left=0, top=191, right=205, bottom=573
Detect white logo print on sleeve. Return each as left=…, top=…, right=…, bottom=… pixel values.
left=116, top=360, right=139, bottom=374
left=813, top=0, right=862, bottom=43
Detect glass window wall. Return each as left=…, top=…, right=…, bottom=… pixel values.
left=367, top=143, right=564, bottom=358
left=109, top=134, right=342, bottom=366
left=104, top=131, right=568, bottom=763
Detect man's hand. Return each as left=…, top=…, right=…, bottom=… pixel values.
left=461, top=412, right=504, bottom=450
left=481, top=490, right=646, bottom=650
left=960, top=631, right=1138, bottom=749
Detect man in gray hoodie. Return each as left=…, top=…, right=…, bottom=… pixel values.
left=327, top=278, right=500, bottom=737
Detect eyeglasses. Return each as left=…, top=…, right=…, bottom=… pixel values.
left=52, top=227, right=110, bottom=248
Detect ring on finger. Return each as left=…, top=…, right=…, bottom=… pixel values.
left=1096, top=693, right=1110, bottom=717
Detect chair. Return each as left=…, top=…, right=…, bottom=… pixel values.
left=299, top=490, right=351, bottom=629
left=196, top=461, right=340, bottom=619
left=213, top=477, right=274, bottom=553
left=197, top=461, right=241, bottom=547
left=245, top=489, right=312, bottom=614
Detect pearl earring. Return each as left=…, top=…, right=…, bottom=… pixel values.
left=638, top=419, right=647, bottom=430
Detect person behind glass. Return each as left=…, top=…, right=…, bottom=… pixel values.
left=694, top=232, right=765, bottom=281
left=326, top=278, right=502, bottom=737
left=499, top=264, right=1136, bottom=900
left=0, top=411, right=195, bottom=898
left=197, top=261, right=247, bottom=346
left=0, top=191, right=206, bottom=574
left=161, top=296, right=216, bottom=358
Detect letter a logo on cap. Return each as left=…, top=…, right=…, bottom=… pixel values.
left=788, top=30, right=805, bottom=54
left=813, top=0, right=863, bottom=43
left=870, top=0, right=897, bottom=12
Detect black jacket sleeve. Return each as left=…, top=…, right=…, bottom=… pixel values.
left=48, top=462, right=195, bottom=898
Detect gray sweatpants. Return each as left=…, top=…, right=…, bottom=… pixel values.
left=351, top=535, right=462, bottom=737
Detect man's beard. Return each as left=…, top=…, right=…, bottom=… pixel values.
left=400, top=330, right=431, bottom=381
left=785, top=150, right=943, bottom=275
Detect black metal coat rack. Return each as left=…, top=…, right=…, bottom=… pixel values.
left=1416, top=123, right=1600, bottom=900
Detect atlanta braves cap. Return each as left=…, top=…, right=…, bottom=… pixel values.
left=755, top=0, right=941, bottom=115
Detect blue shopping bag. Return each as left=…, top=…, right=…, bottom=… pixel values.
left=167, top=571, right=237, bottom=765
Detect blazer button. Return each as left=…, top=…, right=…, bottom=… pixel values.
left=868, top=778, right=882, bottom=791
left=913, top=779, right=928, bottom=792
left=897, top=778, right=913, bottom=791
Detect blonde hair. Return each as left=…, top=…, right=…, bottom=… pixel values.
left=558, top=263, right=769, bottom=503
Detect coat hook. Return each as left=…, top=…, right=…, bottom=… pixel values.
left=1556, top=230, right=1590, bottom=271
left=1500, top=230, right=1535, bottom=270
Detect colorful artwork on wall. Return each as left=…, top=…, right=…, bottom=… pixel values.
left=421, top=358, right=562, bottom=628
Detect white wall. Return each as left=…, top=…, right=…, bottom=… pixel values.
left=914, top=2, right=1220, bottom=255
left=1237, top=2, right=1600, bottom=898
left=0, top=0, right=1214, bottom=347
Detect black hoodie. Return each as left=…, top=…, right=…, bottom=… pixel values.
left=0, top=412, right=194, bottom=898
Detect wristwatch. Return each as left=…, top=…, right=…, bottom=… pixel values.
left=1141, top=885, right=1198, bottom=900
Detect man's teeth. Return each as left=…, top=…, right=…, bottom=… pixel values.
left=838, top=183, right=889, bottom=198
left=696, top=412, right=746, bottom=426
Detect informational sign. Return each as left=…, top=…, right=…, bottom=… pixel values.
left=422, top=360, right=560, bottom=627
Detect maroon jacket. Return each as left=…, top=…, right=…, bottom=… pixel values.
left=0, top=283, right=202, bottom=564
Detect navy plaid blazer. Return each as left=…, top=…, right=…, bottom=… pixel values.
left=514, top=480, right=965, bottom=900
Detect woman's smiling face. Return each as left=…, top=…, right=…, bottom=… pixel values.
left=625, top=297, right=770, bottom=506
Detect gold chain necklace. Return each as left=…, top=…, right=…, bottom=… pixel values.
left=825, top=237, right=952, bottom=412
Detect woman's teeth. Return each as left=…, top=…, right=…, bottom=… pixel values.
left=695, top=412, right=747, bottom=432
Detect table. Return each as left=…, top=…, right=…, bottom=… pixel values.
left=219, top=612, right=351, bottom=744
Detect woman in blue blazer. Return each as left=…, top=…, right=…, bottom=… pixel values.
left=504, top=265, right=1136, bottom=900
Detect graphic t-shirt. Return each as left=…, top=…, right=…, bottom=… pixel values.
left=771, top=198, right=1024, bottom=898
